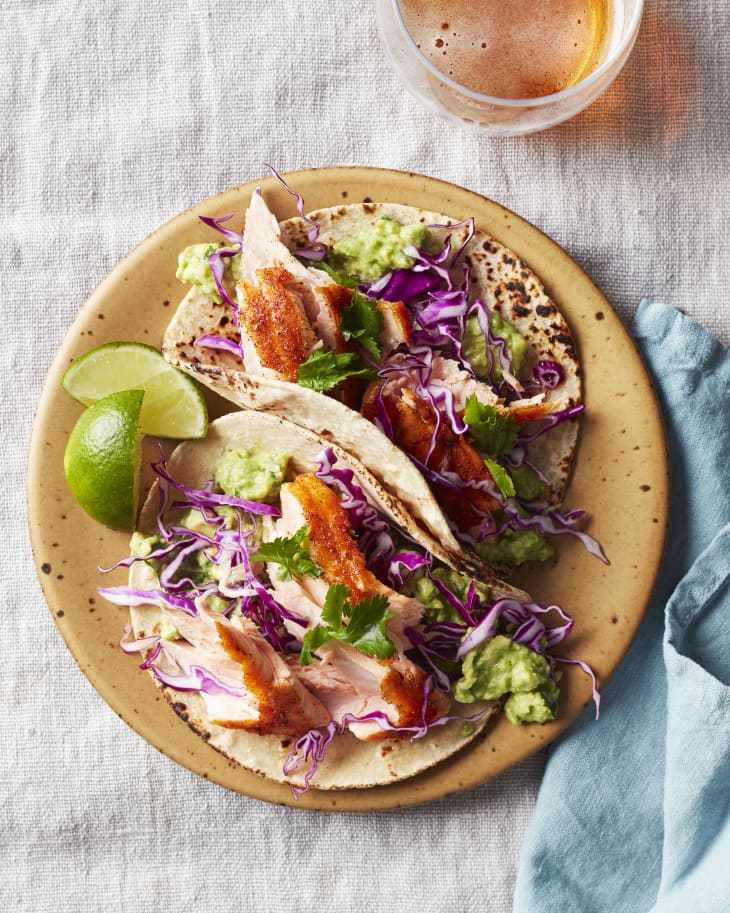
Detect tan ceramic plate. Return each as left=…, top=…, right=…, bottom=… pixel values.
left=27, top=168, right=668, bottom=811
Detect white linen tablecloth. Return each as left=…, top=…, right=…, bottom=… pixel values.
left=3, top=2, right=728, bottom=910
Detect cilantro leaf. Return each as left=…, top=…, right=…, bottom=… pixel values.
left=315, top=258, right=359, bottom=289
left=295, top=350, right=375, bottom=392
left=299, top=585, right=395, bottom=665
left=484, top=459, right=516, bottom=499
left=299, top=625, right=333, bottom=666
left=464, top=394, right=518, bottom=456
left=252, top=526, right=322, bottom=582
left=337, top=594, right=394, bottom=658
left=321, top=583, right=350, bottom=629
left=339, top=291, right=383, bottom=361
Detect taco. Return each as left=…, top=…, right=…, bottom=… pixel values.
left=100, top=411, right=575, bottom=791
left=163, top=179, right=606, bottom=570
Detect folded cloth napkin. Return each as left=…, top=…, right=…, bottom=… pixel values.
left=513, top=300, right=730, bottom=913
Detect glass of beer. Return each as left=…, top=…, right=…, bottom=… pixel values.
left=375, top=0, right=644, bottom=135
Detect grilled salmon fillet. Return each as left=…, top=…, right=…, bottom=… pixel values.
left=363, top=387, right=501, bottom=532
left=262, top=474, right=447, bottom=738
left=237, top=267, right=318, bottom=381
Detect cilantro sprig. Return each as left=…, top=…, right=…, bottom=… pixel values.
left=339, top=291, right=383, bottom=360
left=295, top=350, right=375, bottom=392
left=484, top=459, right=516, bottom=499
left=464, top=394, right=518, bottom=456
left=315, top=259, right=359, bottom=289
left=299, top=584, right=395, bottom=665
left=252, top=526, right=322, bottom=581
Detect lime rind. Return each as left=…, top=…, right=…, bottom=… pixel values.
left=62, top=342, right=162, bottom=404
left=64, top=389, right=144, bottom=531
left=139, top=371, right=208, bottom=439
left=62, top=341, right=207, bottom=439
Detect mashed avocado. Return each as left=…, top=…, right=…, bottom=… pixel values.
left=504, top=688, right=557, bottom=724
left=462, top=312, right=528, bottom=381
left=510, top=464, right=546, bottom=502
left=176, top=243, right=242, bottom=302
left=130, top=531, right=162, bottom=559
left=402, top=565, right=492, bottom=626
left=330, top=218, right=428, bottom=281
left=454, top=634, right=558, bottom=724
left=215, top=449, right=289, bottom=504
left=477, top=528, right=554, bottom=566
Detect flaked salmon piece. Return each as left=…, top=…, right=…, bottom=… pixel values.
left=238, top=191, right=352, bottom=360
left=430, top=356, right=563, bottom=426
left=278, top=474, right=382, bottom=604
left=501, top=396, right=565, bottom=426
left=365, top=353, right=500, bottom=412
left=274, top=475, right=423, bottom=637
left=237, top=267, right=318, bottom=381
left=154, top=604, right=330, bottom=736
left=291, top=649, right=446, bottom=741
left=428, top=354, right=500, bottom=411
left=368, top=353, right=556, bottom=423
left=376, top=299, right=411, bottom=354
left=364, top=388, right=501, bottom=533
left=303, top=271, right=352, bottom=353
left=239, top=189, right=291, bottom=282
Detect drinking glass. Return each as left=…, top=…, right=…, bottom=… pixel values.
left=375, top=0, right=644, bottom=136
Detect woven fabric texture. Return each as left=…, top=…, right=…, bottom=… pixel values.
left=3, top=1, right=728, bottom=911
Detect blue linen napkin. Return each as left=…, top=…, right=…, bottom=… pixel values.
left=513, top=300, right=730, bottom=913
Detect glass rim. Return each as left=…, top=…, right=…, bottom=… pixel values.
left=390, top=0, right=645, bottom=108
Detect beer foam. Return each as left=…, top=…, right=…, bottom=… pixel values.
left=400, top=0, right=610, bottom=100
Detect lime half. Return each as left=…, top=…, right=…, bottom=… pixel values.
left=64, top=389, right=144, bottom=531
left=62, top=342, right=208, bottom=439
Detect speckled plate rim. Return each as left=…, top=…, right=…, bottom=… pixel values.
left=27, top=167, right=669, bottom=812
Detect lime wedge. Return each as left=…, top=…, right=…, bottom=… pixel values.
left=62, top=342, right=208, bottom=439
left=64, top=390, right=144, bottom=531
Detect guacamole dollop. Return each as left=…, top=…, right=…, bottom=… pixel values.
left=504, top=689, right=557, bottom=725
left=130, top=531, right=162, bottom=559
left=462, top=312, right=528, bottom=381
left=214, top=449, right=289, bottom=504
left=454, top=634, right=558, bottom=724
left=403, top=566, right=492, bottom=626
left=330, top=218, right=428, bottom=281
left=477, top=528, right=554, bottom=566
left=510, top=464, right=546, bottom=502
left=176, top=243, right=242, bottom=301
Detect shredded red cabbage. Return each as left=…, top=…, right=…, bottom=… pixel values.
left=119, top=626, right=162, bottom=670
left=152, top=454, right=280, bottom=520
left=550, top=655, right=602, bottom=719
left=149, top=661, right=248, bottom=698
left=119, top=626, right=161, bottom=654
left=501, top=498, right=609, bottom=565
left=99, top=586, right=199, bottom=614
left=199, top=213, right=243, bottom=246
left=197, top=213, right=242, bottom=321
left=282, top=720, right=339, bottom=794
left=456, top=599, right=574, bottom=659
left=265, top=164, right=328, bottom=261
left=517, top=403, right=585, bottom=444
left=194, top=334, right=244, bottom=359
left=533, top=360, right=564, bottom=389
left=367, top=268, right=443, bottom=302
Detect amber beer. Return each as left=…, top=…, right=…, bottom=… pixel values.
left=399, top=0, right=615, bottom=100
